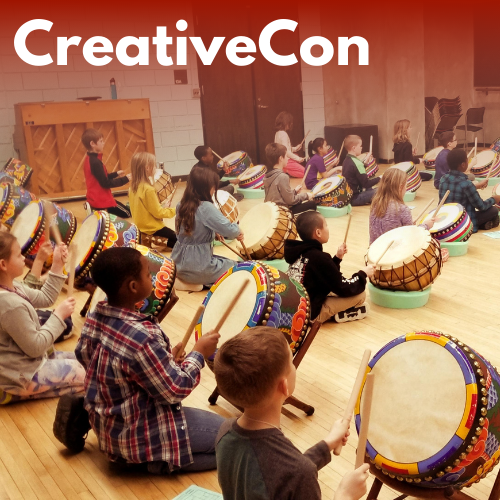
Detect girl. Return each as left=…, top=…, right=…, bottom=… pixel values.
left=392, top=119, right=433, bottom=181
left=274, top=111, right=305, bottom=178
left=304, top=137, right=342, bottom=190
left=171, top=166, right=243, bottom=291
left=0, top=233, right=84, bottom=404
left=128, top=152, right=177, bottom=248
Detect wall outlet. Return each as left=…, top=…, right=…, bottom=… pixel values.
left=192, top=88, right=201, bottom=98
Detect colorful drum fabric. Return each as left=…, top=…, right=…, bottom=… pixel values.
left=238, top=165, right=267, bottom=189
left=1, top=158, right=33, bottom=187
left=494, top=184, right=500, bottom=210
left=388, top=162, right=422, bottom=193
left=323, top=148, right=338, bottom=169
left=356, top=331, right=500, bottom=489
left=470, top=151, right=500, bottom=178
left=0, top=182, right=37, bottom=228
left=217, top=151, right=252, bottom=177
left=195, top=261, right=311, bottom=356
left=423, top=147, right=444, bottom=170
left=358, top=153, right=379, bottom=178
left=366, top=226, right=442, bottom=291
left=418, top=203, right=473, bottom=242
left=311, top=176, right=352, bottom=208
left=213, top=190, right=239, bottom=223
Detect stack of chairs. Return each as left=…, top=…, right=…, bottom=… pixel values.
left=425, top=96, right=463, bottom=150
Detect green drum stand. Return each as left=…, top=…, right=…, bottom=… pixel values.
left=237, top=187, right=265, bottom=199
left=368, top=282, right=431, bottom=309
left=317, top=204, right=352, bottom=218
left=403, top=191, right=417, bottom=202
left=488, top=176, right=500, bottom=186
left=440, top=240, right=468, bottom=257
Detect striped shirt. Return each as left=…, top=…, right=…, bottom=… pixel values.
left=75, top=303, right=204, bottom=469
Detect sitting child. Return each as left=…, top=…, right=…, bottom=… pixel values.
left=75, top=247, right=224, bottom=473
left=274, top=111, right=306, bottom=177
left=284, top=211, right=374, bottom=323
left=304, top=137, right=342, bottom=190
left=440, top=149, right=500, bottom=232
left=128, top=151, right=177, bottom=248
left=342, top=135, right=380, bottom=206
left=263, top=143, right=317, bottom=216
left=214, top=327, right=370, bottom=500
left=0, top=233, right=82, bottom=404
left=82, top=128, right=131, bottom=218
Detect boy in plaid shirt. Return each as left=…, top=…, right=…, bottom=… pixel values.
left=439, top=149, right=500, bottom=232
left=75, top=247, right=223, bottom=473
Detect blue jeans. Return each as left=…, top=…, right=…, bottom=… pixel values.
left=351, top=189, right=376, bottom=206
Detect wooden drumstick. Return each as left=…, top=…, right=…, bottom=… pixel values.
left=302, top=129, right=311, bottom=145
left=355, top=373, right=375, bottom=469
left=485, top=157, right=497, bottom=180
left=296, top=165, right=311, bottom=192
left=333, top=349, right=371, bottom=456
left=168, top=179, right=182, bottom=208
left=338, top=140, right=345, bottom=159
left=218, top=238, right=243, bottom=260
left=433, top=190, right=450, bottom=220
left=176, top=305, right=205, bottom=361
left=66, top=244, right=77, bottom=297
left=343, top=214, right=352, bottom=245
left=240, top=240, right=252, bottom=261
left=415, top=132, right=420, bottom=153
left=374, top=240, right=394, bottom=267
left=214, top=280, right=250, bottom=332
left=211, top=149, right=223, bottom=161
left=474, top=137, right=478, bottom=158
left=369, top=135, right=373, bottom=155
left=43, top=200, right=51, bottom=243
left=44, top=202, right=63, bottom=245
left=467, top=147, right=475, bottom=159
left=413, top=198, right=435, bottom=224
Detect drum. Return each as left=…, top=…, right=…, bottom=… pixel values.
left=88, top=244, right=176, bottom=322
left=154, top=170, right=175, bottom=206
left=70, top=211, right=138, bottom=282
left=1, top=158, right=33, bottom=187
left=213, top=190, right=239, bottom=223
left=195, top=261, right=311, bottom=356
left=0, top=182, right=37, bottom=228
left=366, top=226, right=442, bottom=291
left=323, top=148, right=338, bottom=169
left=217, top=151, right=251, bottom=177
left=311, top=176, right=352, bottom=207
left=494, top=183, right=500, bottom=210
left=358, top=153, right=379, bottom=178
left=423, top=147, right=444, bottom=170
left=238, top=202, right=297, bottom=260
left=418, top=203, right=473, bottom=242
left=355, top=331, right=500, bottom=488
left=388, top=162, right=422, bottom=193
left=470, top=150, right=500, bottom=178
left=237, top=165, right=267, bottom=189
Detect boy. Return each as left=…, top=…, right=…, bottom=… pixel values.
left=342, top=135, right=380, bottom=206
left=75, top=247, right=223, bottom=473
left=263, top=143, right=316, bottom=215
left=82, top=128, right=131, bottom=218
left=214, top=327, right=370, bottom=500
left=284, top=211, right=374, bottom=323
left=440, top=149, right=500, bottom=232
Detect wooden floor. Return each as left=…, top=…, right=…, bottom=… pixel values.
left=2, top=165, right=500, bottom=500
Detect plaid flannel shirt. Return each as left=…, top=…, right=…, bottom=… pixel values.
left=438, top=170, right=495, bottom=232
left=75, top=303, right=204, bottom=469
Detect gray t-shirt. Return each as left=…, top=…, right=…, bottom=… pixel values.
left=216, top=418, right=331, bottom=500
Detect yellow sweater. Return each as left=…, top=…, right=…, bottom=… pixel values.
left=129, top=182, right=176, bottom=235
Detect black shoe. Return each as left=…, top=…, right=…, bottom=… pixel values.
left=53, top=394, right=91, bottom=453
left=481, top=215, right=500, bottom=231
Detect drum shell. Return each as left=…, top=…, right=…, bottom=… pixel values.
left=1, top=158, right=33, bottom=187
left=323, top=149, right=338, bottom=168
left=154, top=172, right=174, bottom=204
left=217, top=152, right=251, bottom=177
left=313, top=176, right=353, bottom=207
left=358, top=153, right=379, bottom=178
left=0, top=182, right=37, bottom=228
left=238, top=165, right=267, bottom=189
left=213, top=191, right=239, bottom=223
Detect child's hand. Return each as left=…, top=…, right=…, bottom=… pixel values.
left=215, top=233, right=224, bottom=242
left=332, top=157, right=340, bottom=167
left=474, top=179, right=488, bottom=190
left=36, top=241, right=53, bottom=263
left=172, top=341, right=186, bottom=362
left=334, top=464, right=370, bottom=500
left=230, top=178, right=240, bottom=185
left=336, top=243, right=347, bottom=259
left=425, top=217, right=436, bottom=230
left=307, top=192, right=314, bottom=201
left=324, top=418, right=350, bottom=451
left=117, top=170, right=124, bottom=176
left=236, top=232, right=245, bottom=242
left=54, top=297, right=76, bottom=320
left=295, top=184, right=302, bottom=193
left=362, top=265, right=375, bottom=278
left=193, top=330, right=220, bottom=358
left=52, top=243, right=68, bottom=273
left=126, top=173, right=132, bottom=181
left=363, top=153, right=373, bottom=164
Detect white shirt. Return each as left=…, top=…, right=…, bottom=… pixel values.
left=274, top=130, right=303, bottom=162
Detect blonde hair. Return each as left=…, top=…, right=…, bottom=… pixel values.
left=130, top=152, right=156, bottom=193
left=370, top=168, right=407, bottom=219
left=393, top=119, right=411, bottom=144
left=345, top=135, right=361, bottom=151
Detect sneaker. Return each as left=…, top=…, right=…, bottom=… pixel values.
left=174, top=278, right=203, bottom=292
left=481, top=215, right=500, bottom=231
left=333, top=302, right=370, bottom=323
left=83, top=202, right=92, bottom=216
left=53, top=394, right=91, bottom=453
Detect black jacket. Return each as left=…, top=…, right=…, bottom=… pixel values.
left=284, top=239, right=367, bottom=320
left=194, top=160, right=230, bottom=188
left=392, top=142, right=419, bottom=165
left=342, top=155, right=380, bottom=195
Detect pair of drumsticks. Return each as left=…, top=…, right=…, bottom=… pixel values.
left=411, top=190, right=450, bottom=226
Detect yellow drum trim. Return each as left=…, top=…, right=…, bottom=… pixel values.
left=405, top=332, right=449, bottom=347
left=456, top=383, right=477, bottom=439
left=354, top=366, right=372, bottom=415
left=374, top=454, right=420, bottom=476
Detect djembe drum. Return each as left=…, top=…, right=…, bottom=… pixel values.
left=237, top=165, right=266, bottom=189
left=311, top=176, right=352, bottom=207
left=213, top=190, right=239, bottom=223
left=0, top=182, right=37, bottom=228
left=418, top=203, right=473, bottom=242
left=358, top=152, right=379, bottom=178
left=217, top=151, right=252, bottom=177
left=471, top=150, right=500, bottom=178
left=1, top=158, right=33, bottom=187
left=423, top=147, right=444, bottom=170
left=388, top=162, right=422, bottom=193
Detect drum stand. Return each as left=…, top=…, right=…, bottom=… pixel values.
left=367, top=464, right=500, bottom=500
left=139, top=232, right=170, bottom=250
left=208, top=320, right=322, bottom=416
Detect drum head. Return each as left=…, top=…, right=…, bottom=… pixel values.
left=312, top=177, right=342, bottom=197
left=357, top=153, right=368, bottom=161
left=390, top=161, right=413, bottom=174
left=367, top=226, right=431, bottom=268
left=423, top=147, right=443, bottom=161
left=419, top=203, right=463, bottom=231
left=71, top=212, right=102, bottom=266
left=474, top=150, right=496, bottom=168
left=239, top=202, right=280, bottom=249
left=239, top=165, right=265, bottom=181
left=494, top=183, right=500, bottom=196
left=223, top=151, right=245, bottom=164
left=10, top=202, right=42, bottom=248
left=362, top=338, right=466, bottom=463
left=214, top=190, right=230, bottom=206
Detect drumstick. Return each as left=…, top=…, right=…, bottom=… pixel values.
left=338, top=140, right=345, bottom=159
left=214, top=280, right=250, bottom=332
left=211, top=149, right=223, bottom=161
left=296, top=165, right=311, bottom=192
left=218, top=238, right=243, bottom=259
left=369, top=135, right=373, bottom=155
left=415, top=132, right=420, bottom=153
left=413, top=198, right=435, bottom=224
left=176, top=305, right=205, bottom=361
left=302, top=129, right=311, bottom=145
left=168, top=179, right=182, bottom=208
left=486, top=157, right=497, bottom=180
left=66, top=244, right=77, bottom=297
left=333, top=349, right=371, bottom=456
left=240, top=240, right=252, bottom=261
left=433, top=190, right=450, bottom=220
left=474, top=137, right=478, bottom=158
left=43, top=200, right=51, bottom=243
left=44, top=202, right=63, bottom=245
left=355, top=373, right=375, bottom=469
left=467, top=147, right=475, bottom=159
left=374, top=240, right=394, bottom=267
left=343, top=214, right=352, bottom=244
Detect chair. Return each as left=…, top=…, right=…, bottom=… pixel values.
left=425, top=96, right=438, bottom=113
left=456, top=107, right=486, bottom=152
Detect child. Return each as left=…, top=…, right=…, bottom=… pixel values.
left=284, top=211, right=374, bottom=323
left=274, top=111, right=305, bottom=177
left=342, top=135, right=380, bottom=206
left=434, top=131, right=457, bottom=189
left=305, top=137, right=342, bottom=190
left=0, top=233, right=83, bottom=404
left=82, top=128, right=131, bottom=218
left=128, top=152, right=177, bottom=248
left=263, top=143, right=317, bottom=216
left=392, top=119, right=433, bottom=181
left=214, top=327, right=370, bottom=500
left=75, top=247, right=224, bottom=472
left=440, top=149, right=500, bottom=232
left=171, top=166, right=243, bottom=291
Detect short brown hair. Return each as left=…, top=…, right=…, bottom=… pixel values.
left=275, top=111, right=293, bottom=131
left=0, top=232, right=17, bottom=261
left=439, top=131, right=455, bottom=148
left=81, top=128, right=103, bottom=150
left=345, top=135, right=362, bottom=151
left=265, top=143, right=287, bottom=168
left=214, top=327, right=291, bottom=408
